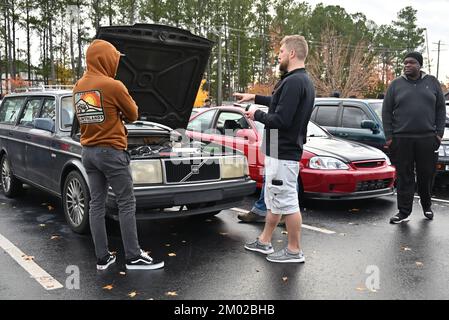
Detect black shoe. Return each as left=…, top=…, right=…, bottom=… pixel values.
left=237, top=211, right=265, bottom=223
left=96, top=252, right=116, bottom=270
left=423, top=209, right=434, bottom=220
left=389, top=212, right=410, bottom=224
left=126, top=250, right=164, bottom=270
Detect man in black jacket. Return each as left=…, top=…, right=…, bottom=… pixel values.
left=234, top=35, right=315, bottom=263
left=382, top=51, right=446, bottom=224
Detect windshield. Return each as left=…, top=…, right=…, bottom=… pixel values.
left=369, top=102, right=383, bottom=121
left=254, top=118, right=328, bottom=138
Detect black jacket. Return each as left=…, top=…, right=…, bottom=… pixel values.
left=382, top=72, right=446, bottom=141
left=254, top=68, right=315, bottom=161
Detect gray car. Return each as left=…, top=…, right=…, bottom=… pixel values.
left=0, top=24, right=255, bottom=233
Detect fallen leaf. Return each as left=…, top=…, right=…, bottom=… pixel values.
left=50, top=235, right=60, bottom=240
left=339, top=233, right=347, bottom=236
left=281, top=231, right=288, bottom=235
left=39, top=224, right=46, bottom=228
left=168, top=253, right=177, bottom=257
left=166, top=291, right=178, bottom=296
left=276, top=240, right=283, bottom=243
left=356, top=286, right=367, bottom=291
left=128, top=291, right=137, bottom=298
left=22, top=255, right=34, bottom=261
left=119, top=272, right=126, bottom=276
left=416, top=261, right=424, bottom=267
left=103, top=284, right=114, bottom=290
left=282, top=277, right=288, bottom=282
left=181, top=240, right=187, bottom=243
left=219, top=232, right=228, bottom=236
left=165, top=244, right=171, bottom=247
left=47, top=205, right=54, bottom=211
left=401, top=246, right=412, bottom=251
left=349, top=208, right=360, bottom=212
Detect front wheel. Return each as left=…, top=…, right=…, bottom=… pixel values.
left=63, top=171, right=90, bottom=234
left=0, top=154, right=23, bottom=197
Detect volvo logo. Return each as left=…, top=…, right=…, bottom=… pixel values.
left=191, top=165, right=200, bottom=174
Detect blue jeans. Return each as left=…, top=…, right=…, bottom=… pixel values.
left=251, top=178, right=302, bottom=217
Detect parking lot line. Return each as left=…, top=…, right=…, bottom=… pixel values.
left=231, top=208, right=336, bottom=234
left=0, top=232, right=63, bottom=291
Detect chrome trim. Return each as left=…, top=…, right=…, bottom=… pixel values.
left=132, top=178, right=247, bottom=190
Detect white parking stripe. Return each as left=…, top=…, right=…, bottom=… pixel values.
left=413, top=195, right=449, bottom=204
left=231, top=208, right=336, bottom=234
left=0, top=233, right=63, bottom=291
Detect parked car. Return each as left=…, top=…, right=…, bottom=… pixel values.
left=0, top=24, right=255, bottom=234
left=311, top=98, right=387, bottom=152
left=186, top=106, right=395, bottom=200
left=436, top=99, right=449, bottom=181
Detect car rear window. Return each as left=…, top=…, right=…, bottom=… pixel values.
left=0, top=97, right=27, bottom=124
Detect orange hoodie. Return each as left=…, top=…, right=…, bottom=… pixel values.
left=73, top=39, right=138, bottom=150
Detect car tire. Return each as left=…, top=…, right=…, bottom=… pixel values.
left=0, top=154, right=23, bottom=197
left=63, top=171, right=90, bottom=234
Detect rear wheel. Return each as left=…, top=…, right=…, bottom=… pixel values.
left=63, top=171, right=90, bottom=234
left=0, top=154, right=23, bottom=197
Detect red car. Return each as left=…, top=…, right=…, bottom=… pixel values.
left=186, top=106, right=396, bottom=200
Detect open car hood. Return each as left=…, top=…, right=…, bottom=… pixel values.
left=95, top=24, right=213, bottom=129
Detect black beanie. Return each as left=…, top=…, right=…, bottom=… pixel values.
left=404, top=51, right=423, bottom=67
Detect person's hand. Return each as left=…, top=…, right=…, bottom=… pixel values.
left=386, top=139, right=393, bottom=147
left=233, top=92, right=255, bottom=103
left=437, top=135, right=442, bottom=142
left=244, top=105, right=259, bottom=120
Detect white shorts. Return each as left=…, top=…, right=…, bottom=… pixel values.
left=264, top=156, right=300, bottom=215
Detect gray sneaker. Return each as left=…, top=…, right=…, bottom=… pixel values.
left=266, top=248, right=305, bottom=263
left=244, top=238, right=274, bottom=254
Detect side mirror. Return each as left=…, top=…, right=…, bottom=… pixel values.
left=235, top=129, right=257, bottom=143
left=361, top=120, right=379, bottom=133
left=33, top=118, right=55, bottom=133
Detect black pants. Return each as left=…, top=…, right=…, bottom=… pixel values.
left=390, top=136, right=439, bottom=215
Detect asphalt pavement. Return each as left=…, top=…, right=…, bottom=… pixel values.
left=1, top=185, right=449, bottom=300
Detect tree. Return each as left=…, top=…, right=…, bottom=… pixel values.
left=308, top=28, right=376, bottom=98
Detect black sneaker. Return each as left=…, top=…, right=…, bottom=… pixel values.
left=423, top=209, right=434, bottom=220
left=96, top=252, right=116, bottom=270
left=125, top=250, right=164, bottom=270
left=389, top=212, right=410, bottom=224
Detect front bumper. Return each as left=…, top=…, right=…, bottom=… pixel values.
left=106, top=178, right=256, bottom=220
left=304, top=187, right=394, bottom=200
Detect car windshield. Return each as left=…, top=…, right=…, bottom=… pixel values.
left=254, top=108, right=328, bottom=138
left=369, top=102, right=383, bottom=121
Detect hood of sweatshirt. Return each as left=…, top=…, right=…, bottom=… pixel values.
left=95, top=24, right=214, bottom=130
left=86, top=39, right=121, bottom=78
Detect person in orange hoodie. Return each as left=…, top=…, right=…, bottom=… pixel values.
left=73, top=39, right=164, bottom=271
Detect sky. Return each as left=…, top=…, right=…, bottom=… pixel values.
left=306, top=0, right=449, bottom=84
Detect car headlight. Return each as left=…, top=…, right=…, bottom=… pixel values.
left=308, top=156, right=349, bottom=170
left=439, top=145, right=449, bottom=157
left=130, top=160, right=163, bottom=184
left=220, top=156, right=249, bottom=179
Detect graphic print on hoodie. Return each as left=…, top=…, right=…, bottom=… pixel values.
left=74, top=90, right=105, bottom=124
left=73, top=39, right=138, bottom=150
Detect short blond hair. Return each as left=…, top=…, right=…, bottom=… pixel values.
left=280, top=35, right=308, bottom=61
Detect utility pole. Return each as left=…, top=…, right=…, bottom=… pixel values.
left=217, top=31, right=222, bottom=106
left=425, top=28, right=431, bottom=74
left=436, top=40, right=440, bottom=80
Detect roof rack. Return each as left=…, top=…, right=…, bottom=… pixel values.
left=12, top=85, right=74, bottom=93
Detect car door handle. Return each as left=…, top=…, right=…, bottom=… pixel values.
left=25, top=134, right=31, bottom=140
left=338, top=133, right=349, bottom=137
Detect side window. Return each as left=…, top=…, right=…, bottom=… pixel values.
left=18, top=98, right=42, bottom=126
left=60, top=96, right=75, bottom=130
left=341, top=107, right=370, bottom=129
left=40, top=98, right=56, bottom=120
left=314, top=105, right=339, bottom=127
left=0, top=97, right=26, bottom=124
left=216, top=112, right=250, bottom=136
left=310, top=106, right=318, bottom=121
left=187, top=110, right=215, bottom=133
